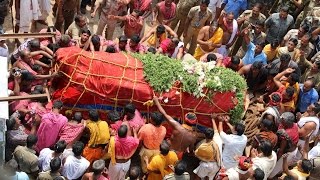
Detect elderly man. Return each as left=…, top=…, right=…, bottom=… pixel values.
left=66, top=14, right=89, bottom=40
left=183, top=0, right=212, bottom=55
left=265, top=6, right=294, bottom=43
left=299, top=58, right=320, bottom=88
left=297, top=80, right=319, bottom=113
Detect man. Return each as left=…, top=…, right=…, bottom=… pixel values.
left=138, top=112, right=166, bottom=173
left=91, top=0, right=129, bottom=40
left=62, top=141, right=90, bottom=179
left=218, top=115, right=247, bottom=169
left=236, top=20, right=266, bottom=58
left=0, top=0, right=8, bottom=33
left=83, top=109, right=110, bottom=164
left=282, top=24, right=310, bottom=46
left=193, top=22, right=224, bottom=60
left=183, top=0, right=212, bottom=55
left=268, top=53, right=300, bottom=75
left=66, top=14, right=89, bottom=40
left=141, top=24, right=177, bottom=48
left=269, top=112, right=299, bottom=178
left=129, top=0, right=152, bottom=18
left=277, top=38, right=300, bottom=61
left=297, top=80, right=319, bottom=113
left=125, top=35, right=146, bottom=54
left=255, top=119, right=278, bottom=149
left=153, top=0, right=176, bottom=26
left=144, top=140, right=178, bottom=180
left=163, top=161, right=190, bottom=180
left=38, top=157, right=63, bottom=180
left=221, top=0, right=247, bottom=19
left=54, top=0, right=80, bottom=32
left=223, top=56, right=241, bottom=71
left=265, top=6, right=294, bottom=43
left=237, top=3, right=266, bottom=30
left=299, top=58, right=320, bottom=89
left=38, top=140, right=67, bottom=172
left=223, top=157, right=264, bottom=180
left=108, top=125, right=139, bottom=180
left=36, top=100, right=68, bottom=153
left=217, top=12, right=238, bottom=57
left=297, top=34, right=315, bottom=60
left=108, top=9, right=143, bottom=38
left=13, top=134, right=39, bottom=178
left=82, top=159, right=109, bottom=180
left=157, top=38, right=185, bottom=60
left=241, top=27, right=267, bottom=65
left=153, top=96, right=197, bottom=153
left=3, top=159, right=29, bottom=179
left=275, top=0, right=303, bottom=16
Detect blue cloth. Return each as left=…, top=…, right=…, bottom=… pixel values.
left=222, top=0, right=247, bottom=18
left=298, top=84, right=319, bottom=112
left=242, top=42, right=267, bottom=65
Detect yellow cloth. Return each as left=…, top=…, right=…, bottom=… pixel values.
left=147, top=32, right=167, bottom=48
left=193, top=27, right=223, bottom=60
left=86, top=120, right=110, bottom=147
left=263, top=44, right=279, bottom=62
left=281, top=166, right=309, bottom=179
left=147, top=151, right=178, bottom=180
left=285, top=82, right=300, bottom=104
left=103, top=136, right=116, bottom=165
left=195, top=140, right=220, bottom=163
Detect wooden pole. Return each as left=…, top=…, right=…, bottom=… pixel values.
left=0, top=93, right=49, bottom=102
left=0, top=32, right=56, bottom=39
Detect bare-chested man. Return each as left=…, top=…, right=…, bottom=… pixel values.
left=193, top=22, right=224, bottom=60
left=217, top=12, right=238, bottom=57
left=153, top=96, right=197, bottom=155
left=153, top=0, right=176, bottom=26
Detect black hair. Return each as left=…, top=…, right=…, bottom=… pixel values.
left=119, top=35, right=128, bottom=42
left=91, top=35, right=101, bottom=51
left=200, top=0, right=210, bottom=6
left=108, top=110, right=121, bottom=122
left=26, top=134, right=38, bottom=148
left=53, top=100, right=63, bottom=109
left=231, top=56, right=240, bottom=65
left=289, top=73, right=299, bottom=83
left=47, top=26, right=57, bottom=33
left=268, top=68, right=278, bottom=77
left=253, top=168, right=265, bottom=180
left=53, top=177, right=66, bottom=180
left=74, top=112, right=83, bottom=123
left=72, top=141, right=85, bottom=157
left=313, top=102, right=320, bottom=115
left=261, top=119, right=274, bottom=131
left=204, top=128, right=214, bottom=139
left=118, top=125, right=128, bottom=138
left=235, top=123, right=245, bottom=136
left=280, top=6, right=290, bottom=13
left=150, top=112, right=164, bottom=126
left=50, top=157, right=62, bottom=172
left=124, top=103, right=136, bottom=114
left=175, top=160, right=187, bottom=175
left=34, top=85, right=44, bottom=93
left=255, top=20, right=265, bottom=27
left=252, top=61, right=263, bottom=69
left=156, top=25, right=166, bottom=34
left=271, top=40, right=279, bottom=49
left=29, top=39, right=41, bottom=50
left=300, top=24, right=311, bottom=34
left=280, top=53, right=291, bottom=63
left=256, top=41, right=266, bottom=49
left=53, top=140, right=67, bottom=153
left=270, top=93, right=282, bottom=103
left=89, top=109, right=99, bottom=121
left=31, top=64, right=42, bottom=72
left=258, top=140, right=273, bottom=157
left=288, top=38, right=298, bottom=46
left=160, top=140, right=170, bottom=155
left=133, top=9, right=142, bottom=16
left=285, top=86, right=295, bottom=98
left=106, top=45, right=116, bottom=53
left=147, top=47, right=157, bottom=54
left=6, top=114, right=18, bottom=130
left=47, top=43, right=60, bottom=53
left=75, top=14, right=85, bottom=23
left=253, top=3, right=263, bottom=10
left=207, top=53, right=217, bottom=62
left=283, top=175, right=294, bottom=180
left=129, top=166, right=141, bottom=180
left=131, top=35, right=141, bottom=44
left=301, top=159, right=313, bottom=173
left=92, top=160, right=105, bottom=175
left=80, top=28, right=91, bottom=36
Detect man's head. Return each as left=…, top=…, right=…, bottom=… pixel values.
left=251, top=61, right=263, bottom=74
left=156, top=25, right=166, bottom=36
left=282, top=86, right=295, bottom=101
left=206, top=53, right=217, bottom=62
left=287, top=73, right=299, bottom=85
left=74, top=112, right=83, bottom=123
left=270, top=40, right=279, bottom=50
left=50, top=157, right=62, bottom=173
left=26, top=134, right=38, bottom=149
left=287, top=38, right=298, bottom=52
left=255, top=41, right=265, bottom=54
left=59, top=35, right=71, bottom=47
left=257, top=140, right=272, bottom=157
left=303, top=79, right=315, bottom=93
left=80, top=28, right=91, bottom=42
left=260, top=119, right=274, bottom=132
left=297, top=159, right=313, bottom=174
left=300, top=34, right=311, bottom=47
left=124, top=103, right=136, bottom=120
left=280, top=112, right=295, bottom=128
left=129, top=35, right=141, bottom=48
left=252, top=168, right=265, bottom=180
left=150, top=112, right=164, bottom=126
left=147, top=47, right=157, bottom=54
left=132, top=9, right=142, bottom=18
left=20, top=50, right=32, bottom=63
left=200, top=0, right=210, bottom=11
left=164, top=0, right=173, bottom=6
left=235, top=122, right=245, bottom=136
left=160, top=140, right=170, bottom=155
left=306, top=102, right=320, bottom=116
left=106, top=45, right=116, bottom=53
left=72, top=141, right=85, bottom=157
left=237, top=156, right=252, bottom=171
left=252, top=3, right=263, bottom=17
left=75, top=14, right=86, bottom=28
left=298, top=24, right=310, bottom=38
left=107, top=110, right=121, bottom=122
left=128, top=166, right=141, bottom=180
left=92, top=160, right=106, bottom=175
left=279, top=53, right=291, bottom=69
left=204, top=128, right=214, bottom=139
left=53, top=100, right=63, bottom=110
left=268, top=92, right=282, bottom=107
left=91, top=35, right=101, bottom=51
left=167, top=38, right=179, bottom=51
left=226, top=12, right=235, bottom=24
left=118, top=124, right=128, bottom=138
left=209, top=22, right=219, bottom=34
left=53, top=140, right=67, bottom=154
left=5, top=159, right=19, bottom=174
left=311, top=61, right=320, bottom=72
left=229, top=56, right=240, bottom=70
left=174, top=161, right=187, bottom=176
left=6, top=112, right=21, bottom=131
left=89, top=109, right=99, bottom=122
left=184, top=112, right=197, bottom=126
left=279, top=6, right=289, bottom=19
left=254, top=20, right=264, bottom=34
left=28, top=39, right=41, bottom=51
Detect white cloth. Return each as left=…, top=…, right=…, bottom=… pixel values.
left=171, top=41, right=184, bottom=58
left=20, top=0, right=41, bottom=32
left=193, top=161, right=219, bottom=180
left=38, top=148, right=54, bottom=172
left=0, top=44, right=8, bottom=57
left=252, top=151, right=277, bottom=180
left=269, top=148, right=299, bottom=178
left=260, top=107, right=280, bottom=125
left=309, top=142, right=320, bottom=160
left=208, top=0, right=222, bottom=20
left=216, top=19, right=238, bottom=57
left=298, top=116, right=319, bottom=139
left=225, top=167, right=239, bottom=180
left=220, top=132, right=247, bottom=169
left=38, top=0, right=51, bottom=20
left=62, top=155, right=90, bottom=179
left=108, top=159, right=131, bottom=180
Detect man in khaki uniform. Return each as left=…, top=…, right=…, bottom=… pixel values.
left=295, top=0, right=320, bottom=27
left=54, top=0, right=80, bottom=32
left=170, top=0, right=199, bottom=38
left=13, top=134, right=39, bottom=179
left=183, top=0, right=212, bottom=55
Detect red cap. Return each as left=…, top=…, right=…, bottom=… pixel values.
left=185, top=112, right=197, bottom=125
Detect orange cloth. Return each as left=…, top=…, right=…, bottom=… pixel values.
left=138, top=124, right=166, bottom=149
left=258, top=131, right=278, bottom=148
left=83, top=146, right=104, bottom=164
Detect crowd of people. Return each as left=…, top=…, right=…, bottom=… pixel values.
left=1, top=0, right=320, bottom=180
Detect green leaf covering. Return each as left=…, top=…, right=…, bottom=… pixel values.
left=132, top=53, right=248, bottom=123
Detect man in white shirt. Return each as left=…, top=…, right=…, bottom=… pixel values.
left=0, top=38, right=8, bottom=57
left=218, top=115, right=247, bottom=169
left=208, top=0, right=222, bottom=20
left=62, top=141, right=90, bottom=179
left=38, top=140, right=67, bottom=172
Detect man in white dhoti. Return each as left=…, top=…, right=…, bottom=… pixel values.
left=18, top=0, right=42, bottom=33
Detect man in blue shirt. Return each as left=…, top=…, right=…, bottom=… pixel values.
left=221, top=0, right=247, bottom=19
left=241, top=27, right=267, bottom=65
left=298, top=80, right=319, bottom=113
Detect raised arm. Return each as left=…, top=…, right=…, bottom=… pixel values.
left=273, top=68, right=295, bottom=88
left=164, top=25, right=178, bottom=38
left=140, top=29, right=155, bottom=43
left=282, top=153, right=299, bottom=180
left=153, top=96, right=181, bottom=129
